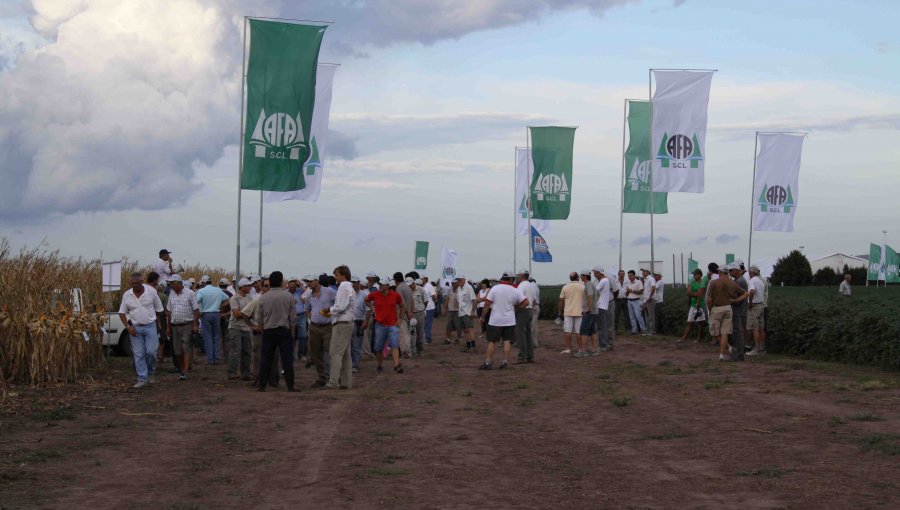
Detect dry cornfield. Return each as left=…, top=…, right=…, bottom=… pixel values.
left=0, top=239, right=231, bottom=386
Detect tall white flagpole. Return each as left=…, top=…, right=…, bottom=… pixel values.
left=235, top=17, right=248, bottom=278
left=748, top=131, right=759, bottom=266
left=513, top=147, right=517, bottom=273
left=526, top=127, right=533, bottom=276
left=258, top=190, right=263, bottom=275
left=648, top=70, right=655, bottom=274
left=618, top=99, right=627, bottom=270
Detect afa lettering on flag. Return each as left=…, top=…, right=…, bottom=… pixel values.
left=651, top=70, right=714, bottom=193
left=242, top=19, right=326, bottom=192
left=753, top=134, right=804, bottom=232
left=414, top=241, right=429, bottom=270
left=623, top=100, right=667, bottom=214
left=531, top=227, right=553, bottom=263
left=529, top=127, right=576, bottom=220
left=515, top=148, right=551, bottom=236
left=264, top=64, right=337, bottom=202
left=886, top=245, right=899, bottom=284
left=868, top=243, right=883, bottom=281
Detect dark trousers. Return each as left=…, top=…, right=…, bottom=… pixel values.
left=515, top=307, right=534, bottom=361
left=613, top=299, right=629, bottom=331
left=259, top=328, right=294, bottom=390
left=730, top=314, right=746, bottom=361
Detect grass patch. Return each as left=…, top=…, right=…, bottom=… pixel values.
left=517, top=397, right=536, bottom=407
left=611, top=396, right=633, bottom=407
left=397, top=385, right=414, bottom=395
left=657, top=360, right=673, bottom=367
left=383, top=454, right=404, bottom=464
left=827, top=416, right=845, bottom=427
left=373, top=431, right=396, bottom=437
left=461, top=390, right=473, bottom=397
left=30, top=407, right=75, bottom=422
left=859, top=379, right=887, bottom=391
left=738, top=466, right=793, bottom=478
left=704, top=379, right=730, bottom=390
left=792, top=380, right=820, bottom=391
left=641, top=431, right=690, bottom=441
left=848, top=412, right=885, bottom=422
left=858, top=434, right=900, bottom=456
left=597, top=383, right=615, bottom=395
left=515, top=383, right=529, bottom=390
left=388, top=412, right=415, bottom=419
left=366, top=467, right=410, bottom=477
left=424, top=399, right=439, bottom=405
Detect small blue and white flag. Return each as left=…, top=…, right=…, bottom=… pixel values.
left=531, top=226, right=553, bottom=263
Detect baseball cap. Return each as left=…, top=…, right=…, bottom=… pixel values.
left=414, top=278, right=422, bottom=285
left=366, top=271, right=378, bottom=278
left=302, top=274, right=314, bottom=282
left=219, top=277, right=229, bottom=286
left=592, top=265, right=606, bottom=274
left=238, top=278, right=252, bottom=287
left=640, top=267, right=650, bottom=273
left=188, top=277, right=196, bottom=283
left=288, top=276, right=299, bottom=282
left=501, top=270, right=515, bottom=279
left=721, top=263, right=733, bottom=271
left=200, top=275, right=212, bottom=283
left=517, top=268, right=530, bottom=275
left=379, top=277, right=392, bottom=286
left=350, top=275, right=360, bottom=283
left=456, top=273, right=466, bottom=280
left=579, top=268, right=591, bottom=276
left=159, top=249, right=172, bottom=256
left=405, top=277, right=414, bottom=285
left=748, top=265, right=760, bottom=273
left=169, top=274, right=183, bottom=283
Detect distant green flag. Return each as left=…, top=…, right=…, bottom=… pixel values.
left=688, top=258, right=698, bottom=274
left=886, top=245, right=899, bottom=283
left=623, top=100, right=668, bottom=214
left=414, top=241, right=429, bottom=270
left=242, top=20, right=327, bottom=191
left=726, top=253, right=735, bottom=265
left=868, top=243, right=883, bottom=281
left=529, top=126, right=576, bottom=220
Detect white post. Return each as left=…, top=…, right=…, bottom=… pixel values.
left=618, top=99, right=627, bottom=270
left=748, top=131, right=759, bottom=266
left=235, top=17, right=248, bottom=278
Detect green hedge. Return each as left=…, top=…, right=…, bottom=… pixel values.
left=538, top=283, right=900, bottom=370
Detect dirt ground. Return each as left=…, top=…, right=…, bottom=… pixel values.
left=2, top=317, right=899, bottom=510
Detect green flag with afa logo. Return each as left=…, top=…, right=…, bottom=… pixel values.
left=867, top=243, right=883, bottom=281
left=623, top=101, right=667, bottom=214
left=241, top=20, right=327, bottom=191
left=529, top=126, right=576, bottom=220
left=726, top=253, right=735, bottom=265
left=886, top=245, right=899, bottom=283
left=414, top=241, right=429, bottom=270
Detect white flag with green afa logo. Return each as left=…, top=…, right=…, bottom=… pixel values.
left=753, top=134, right=804, bottom=232
left=651, top=70, right=714, bottom=193
left=242, top=19, right=327, bottom=192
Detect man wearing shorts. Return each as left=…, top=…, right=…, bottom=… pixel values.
left=680, top=269, right=708, bottom=342
left=480, top=271, right=528, bottom=370
left=557, top=272, right=584, bottom=355
left=728, top=264, right=750, bottom=361
left=165, top=274, right=199, bottom=381
left=707, top=265, right=749, bottom=361
left=576, top=269, right=597, bottom=358
left=456, top=274, right=477, bottom=352
left=746, top=265, right=767, bottom=356
left=365, top=277, right=408, bottom=374
left=445, top=280, right=462, bottom=344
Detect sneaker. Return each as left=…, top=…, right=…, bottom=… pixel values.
left=591, top=350, right=602, bottom=357
left=443, top=339, right=452, bottom=345
left=728, top=346, right=733, bottom=354
left=560, top=349, right=571, bottom=355
left=607, top=345, right=615, bottom=351
left=499, top=361, right=509, bottom=370
left=393, top=365, right=404, bottom=374
left=574, top=351, right=588, bottom=358
left=479, top=362, right=493, bottom=371
left=718, top=354, right=731, bottom=362
left=148, top=375, right=157, bottom=384
left=376, top=366, right=384, bottom=374
left=133, top=380, right=147, bottom=389
left=746, top=349, right=766, bottom=356
left=352, top=367, right=359, bottom=374
left=179, top=373, right=187, bottom=381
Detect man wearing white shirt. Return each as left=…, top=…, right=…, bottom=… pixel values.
left=456, top=275, right=477, bottom=352
left=322, top=265, right=355, bottom=389
left=515, top=269, right=537, bottom=363
left=422, top=276, right=437, bottom=344
left=746, top=265, right=768, bottom=356
left=606, top=270, right=620, bottom=348
left=624, top=270, right=647, bottom=335
left=641, top=268, right=657, bottom=335
left=593, top=266, right=612, bottom=352
left=653, top=272, right=665, bottom=336
left=153, top=249, right=174, bottom=293
left=480, top=271, right=528, bottom=369
left=118, top=272, right=164, bottom=388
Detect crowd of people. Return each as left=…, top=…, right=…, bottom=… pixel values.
left=115, top=249, right=770, bottom=389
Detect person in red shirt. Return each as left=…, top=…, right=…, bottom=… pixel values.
left=364, top=277, right=409, bottom=374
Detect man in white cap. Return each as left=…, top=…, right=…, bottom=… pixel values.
left=410, top=278, right=427, bottom=354
left=707, top=263, right=750, bottom=361
left=728, top=263, right=750, bottom=361
left=226, top=278, right=254, bottom=380
left=393, top=272, right=414, bottom=357
left=365, top=277, right=408, bottom=374
left=480, top=270, right=528, bottom=369
left=291, top=276, right=310, bottom=363
left=515, top=269, right=537, bottom=364
left=624, top=270, right=647, bottom=335
left=154, top=249, right=174, bottom=294
left=350, top=275, right=368, bottom=372
left=421, top=276, right=437, bottom=345
left=196, top=274, right=229, bottom=365
left=455, top=274, right=477, bottom=352
left=557, top=272, right=584, bottom=354
left=746, top=265, right=767, bottom=355
left=164, top=274, right=199, bottom=381
left=592, top=266, right=612, bottom=353
left=576, top=269, right=597, bottom=358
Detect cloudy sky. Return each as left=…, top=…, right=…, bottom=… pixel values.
left=1, top=0, right=898, bottom=283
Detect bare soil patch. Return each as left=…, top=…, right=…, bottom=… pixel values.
left=2, top=318, right=899, bottom=509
